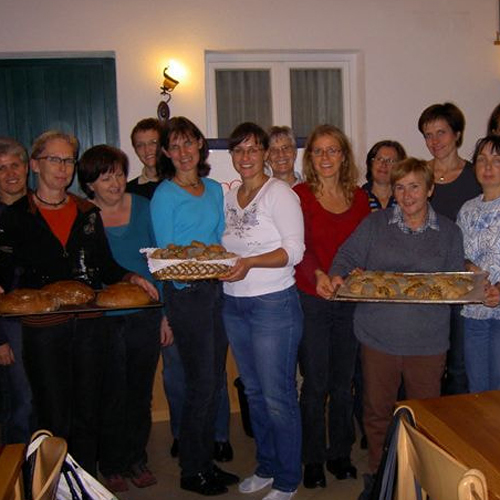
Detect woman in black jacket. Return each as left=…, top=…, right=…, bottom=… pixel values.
left=0, top=131, right=157, bottom=475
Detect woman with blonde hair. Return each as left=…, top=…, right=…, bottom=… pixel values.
left=293, top=124, right=370, bottom=489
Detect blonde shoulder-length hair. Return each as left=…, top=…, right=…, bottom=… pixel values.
left=302, top=124, right=359, bottom=203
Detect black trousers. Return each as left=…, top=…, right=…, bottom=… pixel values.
left=164, top=281, right=228, bottom=478
left=98, top=309, right=161, bottom=475
left=23, top=317, right=107, bottom=475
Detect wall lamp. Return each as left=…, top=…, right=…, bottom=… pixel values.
left=157, top=67, right=180, bottom=122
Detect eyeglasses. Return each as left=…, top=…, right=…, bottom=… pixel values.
left=311, top=147, right=342, bottom=158
left=231, top=146, right=263, bottom=157
left=372, top=156, right=398, bottom=166
left=135, top=139, right=158, bottom=150
left=269, top=145, right=294, bottom=157
left=37, top=156, right=76, bottom=166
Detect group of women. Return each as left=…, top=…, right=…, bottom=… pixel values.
left=1, top=99, right=500, bottom=500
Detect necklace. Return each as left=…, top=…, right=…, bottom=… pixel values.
left=174, top=176, right=201, bottom=188
left=34, top=191, right=67, bottom=207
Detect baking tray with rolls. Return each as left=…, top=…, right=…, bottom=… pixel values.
left=333, top=270, right=487, bottom=304
left=0, top=281, right=163, bottom=317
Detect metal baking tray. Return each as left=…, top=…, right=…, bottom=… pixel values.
left=333, top=271, right=487, bottom=304
left=0, top=300, right=164, bottom=318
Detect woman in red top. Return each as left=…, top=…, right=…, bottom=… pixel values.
left=293, top=124, right=370, bottom=489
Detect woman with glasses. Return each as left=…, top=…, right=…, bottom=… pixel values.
left=418, top=102, right=481, bottom=395
left=363, top=140, right=406, bottom=211
left=221, top=122, right=304, bottom=500
left=293, top=124, right=370, bottom=489
left=0, top=130, right=157, bottom=475
left=150, top=116, right=238, bottom=496
left=266, top=126, right=301, bottom=187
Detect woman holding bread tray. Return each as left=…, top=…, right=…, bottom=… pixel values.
left=316, top=158, right=471, bottom=495
left=78, top=144, right=167, bottom=491
left=0, top=131, right=158, bottom=476
left=150, top=117, right=238, bottom=495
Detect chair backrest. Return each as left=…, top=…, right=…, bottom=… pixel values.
left=396, top=412, right=488, bottom=500
left=31, top=437, right=67, bottom=500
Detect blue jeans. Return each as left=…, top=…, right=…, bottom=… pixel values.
left=0, top=319, right=33, bottom=444
left=223, top=286, right=303, bottom=492
left=464, top=317, right=500, bottom=393
left=298, top=291, right=357, bottom=463
left=161, top=344, right=230, bottom=443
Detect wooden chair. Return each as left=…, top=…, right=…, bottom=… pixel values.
left=31, top=437, right=67, bottom=500
left=396, top=406, right=488, bottom=500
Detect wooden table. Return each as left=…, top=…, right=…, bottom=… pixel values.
left=398, top=390, right=500, bottom=500
left=0, top=443, right=25, bottom=500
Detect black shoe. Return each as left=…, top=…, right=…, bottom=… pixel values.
left=170, top=438, right=179, bottom=458
left=326, top=457, right=357, bottom=480
left=211, top=465, right=239, bottom=486
left=214, top=441, right=233, bottom=462
left=303, top=463, right=326, bottom=489
left=180, top=472, right=228, bottom=496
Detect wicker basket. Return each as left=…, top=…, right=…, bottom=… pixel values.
left=152, top=261, right=234, bottom=281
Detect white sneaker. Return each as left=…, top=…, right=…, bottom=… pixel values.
left=262, top=488, right=297, bottom=500
left=238, top=474, right=273, bottom=493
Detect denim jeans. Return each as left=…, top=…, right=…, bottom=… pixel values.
left=0, top=318, right=33, bottom=444
left=164, top=280, right=228, bottom=477
left=298, top=291, right=357, bottom=464
left=223, top=286, right=303, bottom=493
left=161, top=343, right=230, bottom=442
left=23, top=317, right=107, bottom=476
left=464, top=317, right=500, bottom=393
left=98, top=309, right=161, bottom=475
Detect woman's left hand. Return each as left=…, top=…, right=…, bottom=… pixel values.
left=127, top=273, right=160, bottom=301
left=484, top=282, right=500, bottom=308
left=220, top=258, right=252, bottom=282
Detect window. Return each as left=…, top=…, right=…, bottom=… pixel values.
left=205, top=50, right=363, bottom=146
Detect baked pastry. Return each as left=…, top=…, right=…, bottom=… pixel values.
left=151, top=241, right=237, bottom=261
left=95, top=282, right=152, bottom=308
left=0, top=288, right=60, bottom=314
left=42, top=280, right=95, bottom=306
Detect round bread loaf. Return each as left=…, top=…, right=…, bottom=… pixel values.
left=96, top=282, right=151, bottom=308
left=42, top=280, right=95, bottom=306
left=0, top=288, right=60, bottom=314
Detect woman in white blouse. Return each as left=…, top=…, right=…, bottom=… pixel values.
left=222, top=122, right=305, bottom=500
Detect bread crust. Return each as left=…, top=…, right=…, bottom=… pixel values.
left=42, top=280, right=95, bottom=306
left=0, top=289, right=60, bottom=314
left=95, top=282, right=151, bottom=308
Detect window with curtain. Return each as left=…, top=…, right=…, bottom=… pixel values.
left=0, top=55, right=119, bottom=192
left=205, top=51, right=361, bottom=143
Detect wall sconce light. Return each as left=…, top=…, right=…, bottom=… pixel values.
left=157, top=67, right=180, bottom=122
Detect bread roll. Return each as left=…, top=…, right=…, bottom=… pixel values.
left=43, top=280, right=95, bottom=305
left=0, top=288, right=60, bottom=314
left=96, top=282, right=151, bottom=308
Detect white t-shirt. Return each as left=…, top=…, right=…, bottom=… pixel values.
left=222, top=177, right=304, bottom=297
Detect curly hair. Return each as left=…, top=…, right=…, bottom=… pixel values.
left=302, top=124, right=358, bottom=203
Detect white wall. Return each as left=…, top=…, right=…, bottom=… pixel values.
left=1, top=0, right=499, bottom=181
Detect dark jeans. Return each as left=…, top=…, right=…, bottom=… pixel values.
left=23, top=317, right=107, bottom=475
left=98, top=309, right=161, bottom=475
left=298, top=292, right=357, bottom=464
left=161, top=343, right=231, bottom=442
left=0, top=318, right=33, bottom=444
left=441, top=305, right=469, bottom=395
left=164, top=281, right=228, bottom=478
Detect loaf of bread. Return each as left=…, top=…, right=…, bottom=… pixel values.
left=42, top=280, right=95, bottom=306
left=0, top=288, right=60, bottom=314
left=95, top=282, right=151, bottom=308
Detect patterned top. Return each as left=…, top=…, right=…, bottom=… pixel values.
left=222, top=178, right=304, bottom=297
left=362, top=182, right=397, bottom=212
left=457, top=194, right=500, bottom=319
left=388, top=203, right=439, bottom=235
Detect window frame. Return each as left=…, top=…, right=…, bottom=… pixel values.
left=205, top=50, right=364, bottom=155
